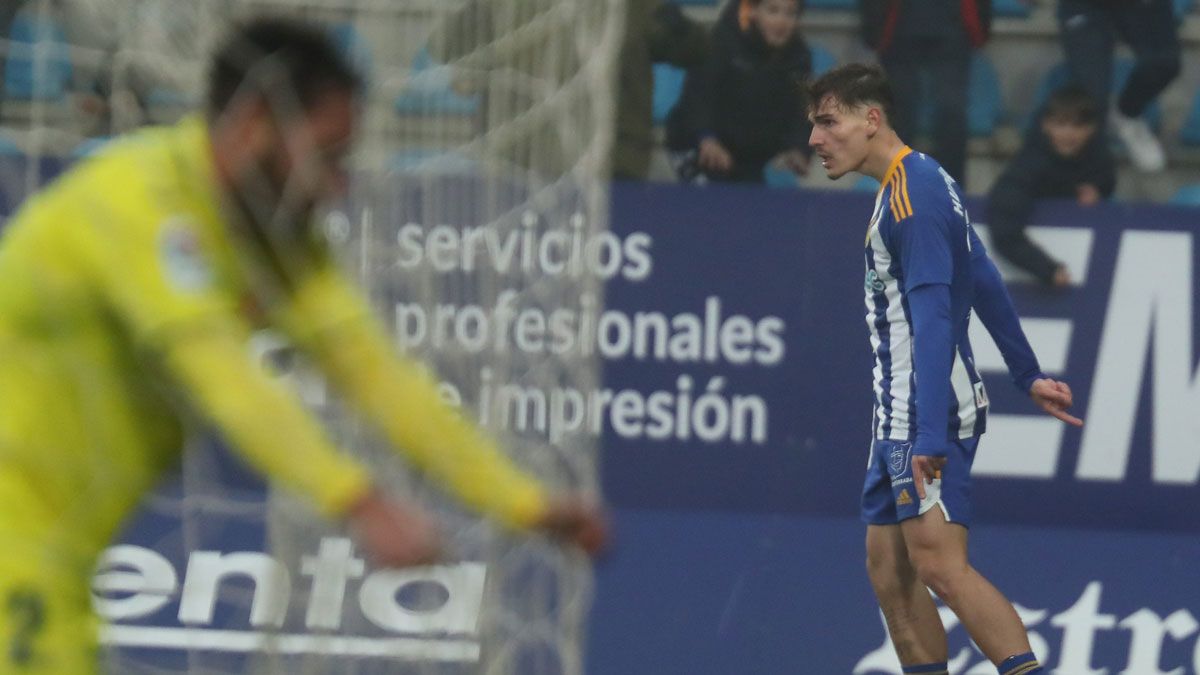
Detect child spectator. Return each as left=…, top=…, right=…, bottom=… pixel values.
left=665, top=0, right=811, bottom=184
left=986, top=85, right=1115, bottom=288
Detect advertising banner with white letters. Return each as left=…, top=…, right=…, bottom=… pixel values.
left=58, top=179, right=1200, bottom=674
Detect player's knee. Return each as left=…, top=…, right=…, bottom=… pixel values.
left=865, top=547, right=912, bottom=594
left=910, top=554, right=963, bottom=604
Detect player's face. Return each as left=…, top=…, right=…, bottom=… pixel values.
left=751, top=0, right=799, bottom=48
left=239, top=89, right=356, bottom=242
left=262, top=90, right=356, bottom=222
left=1041, top=115, right=1096, bottom=159
left=808, top=95, right=871, bottom=179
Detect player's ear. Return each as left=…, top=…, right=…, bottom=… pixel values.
left=865, top=106, right=882, bottom=135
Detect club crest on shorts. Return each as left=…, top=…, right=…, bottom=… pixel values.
left=887, top=443, right=911, bottom=478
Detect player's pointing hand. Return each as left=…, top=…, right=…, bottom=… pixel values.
left=1030, top=378, right=1083, bottom=427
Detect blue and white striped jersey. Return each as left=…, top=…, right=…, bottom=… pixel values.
left=864, top=147, right=988, bottom=442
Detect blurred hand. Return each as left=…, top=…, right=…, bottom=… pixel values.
left=911, top=454, right=945, bottom=500
left=346, top=489, right=443, bottom=567
left=698, top=138, right=734, bottom=174
left=1076, top=183, right=1101, bottom=207
left=1052, top=264, right=1072, bottom=288
left=1030, top=378, right=1083, bottom=427
left=774, top=149, right=810, bottom=177
left=534, top=496, right=610, bottom=556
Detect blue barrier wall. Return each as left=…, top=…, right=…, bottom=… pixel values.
left=59, top=179, right=1200, bottom=673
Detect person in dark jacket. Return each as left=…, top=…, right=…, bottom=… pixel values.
left=859, top=0, right=991, bottom=190
left=665, top=0, right=812, bottom=184
left=986, top=85, right=1115, bottom=288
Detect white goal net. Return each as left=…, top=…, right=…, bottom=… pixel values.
left=0, top=0, right=624, bottom=673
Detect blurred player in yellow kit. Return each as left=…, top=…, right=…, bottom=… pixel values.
left=0, top=17, right=607, bottom=673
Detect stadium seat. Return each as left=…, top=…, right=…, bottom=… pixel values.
left=810, top=42, right=836, bottom=77
left=853, top=175, right=881, bottom=192
left=805, top=0, right=856, bottom=9
left=653, top=63, right=687, bottom=125
left=70, top=137, right=112, bottom=160
left=916, top=53, right=1004, bottom=138
left=993, top=0, right=1033, bottom=17
left=394, top=47, right=481, bottom=116
left=1025, top=59, right=1161, bottom=132
left=3, top=9, right=72, bottom=102
left=1174, top=0, right=1193, bottom=17
left=1181, top=91, right=1200, bottom=146
left=389, top=149, right=480, bottom=176
left=0, top=133, right=22, bottom=158
left=329, top=21, right=374, bottom=86
left=1170, top=184, right=1200, bottom=206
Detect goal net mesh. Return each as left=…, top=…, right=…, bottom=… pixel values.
left=0, top=0, right=623, bottom=673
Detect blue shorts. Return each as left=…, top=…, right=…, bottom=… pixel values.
left=861, top=436, right=980, bottom=527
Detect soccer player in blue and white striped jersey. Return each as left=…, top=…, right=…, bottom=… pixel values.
left=806, top=64, right=1083, bottom=675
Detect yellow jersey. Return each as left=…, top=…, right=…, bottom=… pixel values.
left=0, top=116, right=547, bottom=620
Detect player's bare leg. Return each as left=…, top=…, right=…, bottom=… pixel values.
left=900, top=508, right=1032, bottom=665
left=866, top=523, right=947, bottom=665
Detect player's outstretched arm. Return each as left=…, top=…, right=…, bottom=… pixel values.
left=290, top=269, right=609, bottom=553
left=968, top=228, right=1083, bottom=426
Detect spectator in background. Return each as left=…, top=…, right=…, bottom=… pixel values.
left=1057, top=0, right=1180, bottom=173
left=859, top=0, right=991, bottom=190
left=621, top=0, right=710, bottom=179
left=986, top=85, right=1114, bottom=288
left=665, top=0, right=812, bottom=184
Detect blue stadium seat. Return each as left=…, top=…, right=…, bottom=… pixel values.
left=763, top=166, right=795, bottom=188
left=389, top=149, right=480, bottom=176
left=653, top=63, right=687, bottom=125
left=0, top=133, right=23, bottom=158
left=994, top=0, right=1033, bottom=17
left=917, top=53, right=1004, bottom=138
left=329, top=21, right=374, bottom=85
left=394, top=48, right=481, bottom=116
left=853, top=175, right=880, bottom=192
left=70, top=137, right=112, bottom=160
left=805, top=0, right=856, bottom=9
left=809, top=42, right=836, bottom=77
left=1170, top=184, right=1200, bottom=206
left=1174, top=0, right=1193, bottom=17
left=1181, top=91, right=1200, bottom=146
left=4, top=10, right=72, bottom=102
left=967, top=53, right=1004, bottom=137
left=1025, top=59, right=1161, bottom=131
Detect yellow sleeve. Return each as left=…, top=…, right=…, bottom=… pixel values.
left=163, top=329, right=372, bottom=517
left=84, top=194, right=371, bottom=517
left=284, top=265, right=548, bottom=530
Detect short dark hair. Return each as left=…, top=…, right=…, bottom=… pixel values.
left=1041, top=84, right=1099, bottom=126
left=805, top=63, right=894, bottom=123
left=207, top=16, right=363, bottom=119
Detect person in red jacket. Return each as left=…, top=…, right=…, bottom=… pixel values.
left=859, top=0, right=991, bottom=190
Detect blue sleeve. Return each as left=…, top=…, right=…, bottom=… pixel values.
left=896, top=197, right=954, bottom=293
left=908, top=283, right=953, bottom=457
left=968, top=227, right=1046, bottom=393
